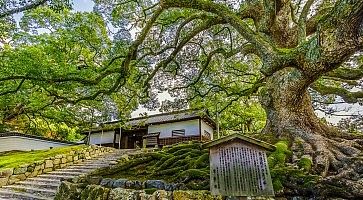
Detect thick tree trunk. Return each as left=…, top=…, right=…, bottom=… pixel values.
left=260, top=68, right=363, bottom=198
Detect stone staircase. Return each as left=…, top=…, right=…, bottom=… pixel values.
left=0, top=149, right=136, bottom=200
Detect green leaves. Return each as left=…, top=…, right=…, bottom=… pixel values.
left=0, top=4, right=139, bottom=138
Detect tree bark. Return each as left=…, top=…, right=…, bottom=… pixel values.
left=261, top=68, right=332, bottom=172
left=260, top=67, right=363, bottom=197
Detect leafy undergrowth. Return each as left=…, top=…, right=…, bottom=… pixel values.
left=92, top=141, right=210, bottom=190
left=0, top=145, right=85, bottom=170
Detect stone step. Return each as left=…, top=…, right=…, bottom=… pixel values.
left=77, top=161, right=108, bottom=165
left=0, top=189, right=52, bottom=200
left=0, top=149, right=132, bottom=200
left=37, top=174, right=75, bottom=180
left=72, top=163, right=109, bottom=167
left=66, top=165, right=100, bottom=170
left=47, top=171, right=84, bottom=176
left=26, top=178, right=61, bottom=185
left=55, top=168, right=91, bottom=173
left=0, top=185, right=56, bottom=198
left=15, top=181, right=60, bottom=190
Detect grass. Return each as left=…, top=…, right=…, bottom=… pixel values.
left=0, top=145, right=85, bottom=170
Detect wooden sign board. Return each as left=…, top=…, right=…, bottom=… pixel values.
left=204, top=134, right=275, bottom=197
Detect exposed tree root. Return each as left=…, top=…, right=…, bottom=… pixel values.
left=286, top=127, right=363, bottom=198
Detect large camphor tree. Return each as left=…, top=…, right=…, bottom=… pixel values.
left=92, top=0, right=363, bottom=197
left=1, top=0, right=363, bottom=197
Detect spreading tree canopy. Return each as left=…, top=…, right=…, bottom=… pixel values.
left=1, top=0, right=363, bottom=197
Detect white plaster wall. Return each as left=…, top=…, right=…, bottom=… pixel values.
left=89, top=131, right=115, bottom=144
left=0, top=136, right=72, bottom=152
left=201, top=120, right=214, bottom=140
left=148, top=119, right=200, bottom=138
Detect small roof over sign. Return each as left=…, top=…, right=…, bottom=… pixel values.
left=203, top=133, right=276, bottom=151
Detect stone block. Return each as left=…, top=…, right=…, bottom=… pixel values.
left=54, top=181, right=82, bottom=200
left=13, top=166, right=27, bottom=175
left=112, top=179, right=128, bottom=188
left=0, top=177, right=9, bottom=187
left=25, top=172, right=31, bottom=177
left=140, top=192, right=153, bottom=200
left=144, top=180, right=166, bottom=190
left=73, top=156, right=79, bottom=161
left=45, top=160, right=53, bottom=168
left=40, top=164, right=45, bottom=170
left=154, top=190, right=173, bottom=200
left=61, top=158, right=67, bottom=164
left=54, top=159, right=61, bottom=165
left=8, top=174, right=26, bottom=184
left=55, top=155, right=63, bottom=159
left=67, top=156, right=73, bottom=162
left=34, top=165, right=41, bottom=171
left=109, top=188, right=141, bottom=200
left=43, top=168, right=53, bottom=173
left=0, top=168, right=13, bottom=177
left=31, top=170, right=39, bottom=177
left=80, top=184, right=110, bottom=200
left=125, top=180, right=143, bottom=189
left=100, top=178, right=114, bottom=187
left=60, top=163, right=67, bottom=168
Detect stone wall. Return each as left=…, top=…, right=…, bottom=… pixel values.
left=0, top=145, right=113, bottom=187
left=55, top=180, right=224, bottom=200
left=56, top=181, right=276, bottom=200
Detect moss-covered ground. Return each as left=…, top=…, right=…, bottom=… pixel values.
left=0, top=145, right=85, bottom=170
left=92, top=139, right=319, bottom=193
left=92, top=141, right=210, bottom=190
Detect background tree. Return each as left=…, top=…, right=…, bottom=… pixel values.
left=0, top=4, right=140, bottom=139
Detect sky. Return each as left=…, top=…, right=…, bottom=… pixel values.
left=73, top=0, right=94, bottom=12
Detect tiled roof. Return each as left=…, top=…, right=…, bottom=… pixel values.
left=0, top=132, right=78, bottom=145
left=85, top=109, right=216, bottom=134
left=125, top=110, right=204, bottom=126
left=202, top=133, right=276, bottom=151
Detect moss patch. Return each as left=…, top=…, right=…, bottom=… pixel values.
left=91, top=141, right=210, bottom=190
left=268, top=141, right=319, bottom=193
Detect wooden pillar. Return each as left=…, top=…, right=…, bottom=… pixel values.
left=100, top=129, right=103, bottom=147
left=88, top=131, right=91, bottom=145
left=199, top=118, right=202, bottom=141
left=118, top=127, right=122, bottom=149
left=125, top=135, right=128, bottom=149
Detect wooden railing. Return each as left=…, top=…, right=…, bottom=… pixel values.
left=159, top=135, right=201, bottom=146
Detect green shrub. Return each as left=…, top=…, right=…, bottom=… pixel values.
left=298, top=157, right=313, bottom=171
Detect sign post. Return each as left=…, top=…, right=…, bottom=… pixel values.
left=203, top=133, right=275, bottom=198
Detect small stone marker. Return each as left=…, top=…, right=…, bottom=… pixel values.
left=203, top=133, right=275, bottom=198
